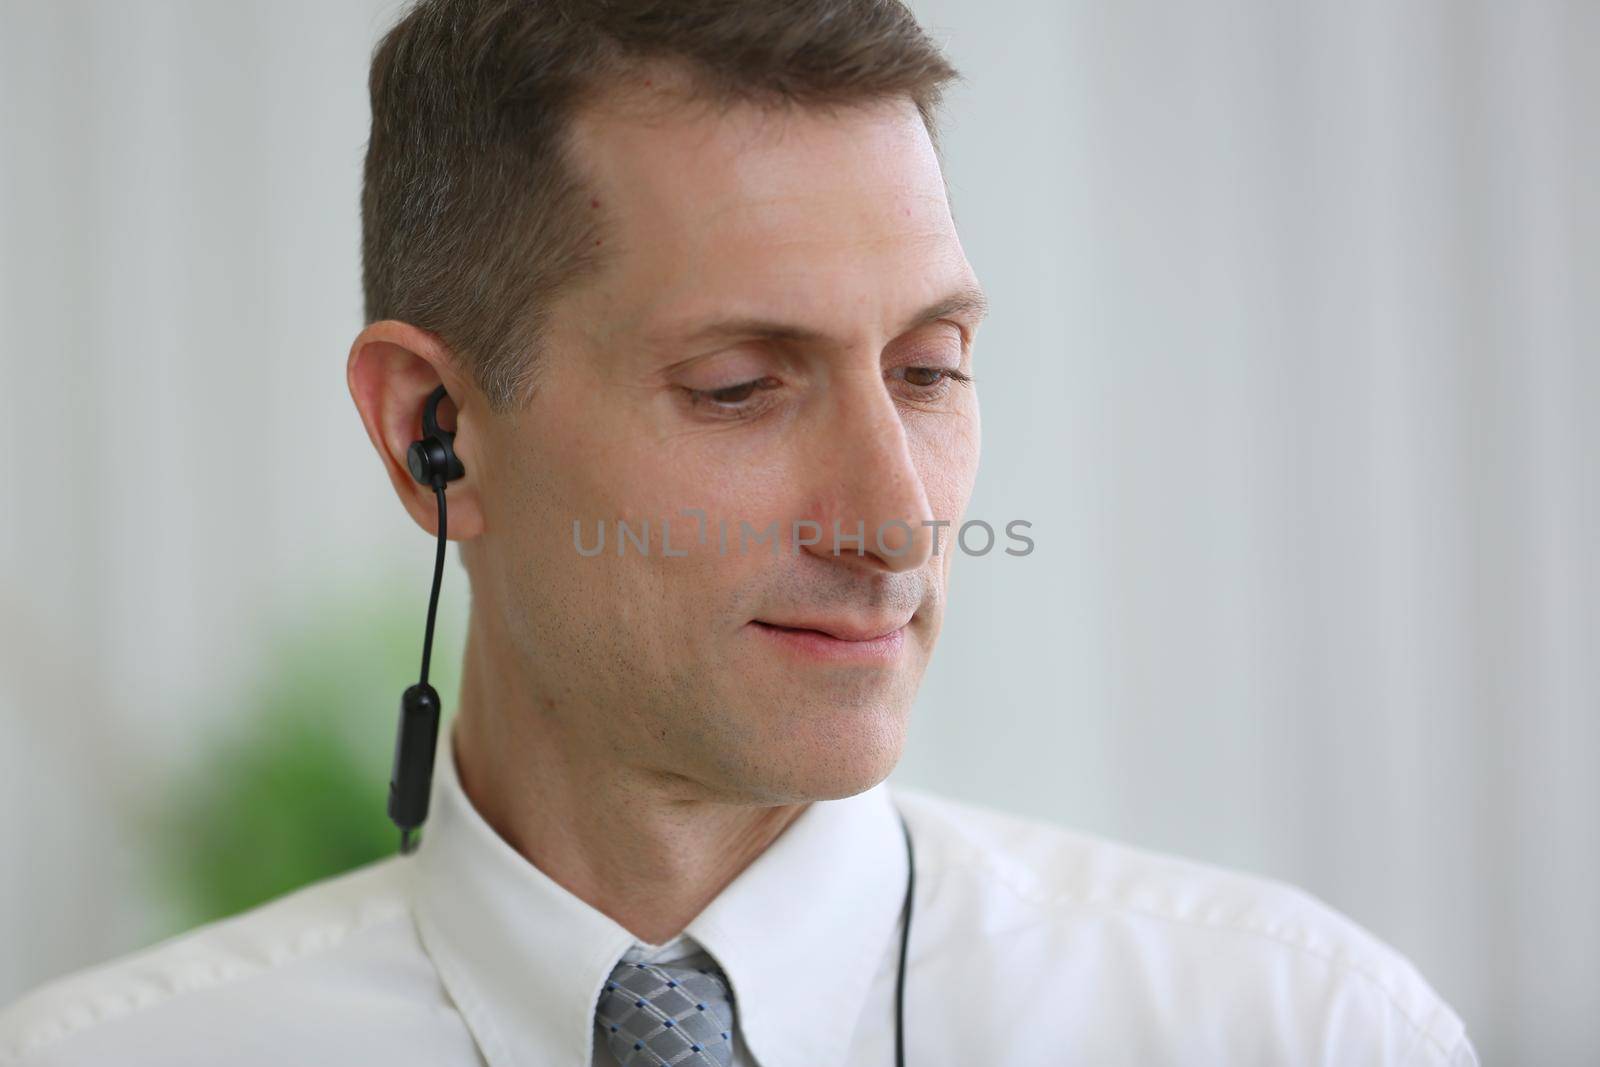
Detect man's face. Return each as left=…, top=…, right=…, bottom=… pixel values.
left=471, top=85, right=985, bottom=803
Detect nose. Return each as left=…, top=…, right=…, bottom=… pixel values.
left=799, top=368, right=936, bottom=574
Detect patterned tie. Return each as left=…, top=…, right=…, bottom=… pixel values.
left=594, top=952, right=738, bottom=1067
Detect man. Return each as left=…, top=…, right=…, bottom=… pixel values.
left=0, top=1, right=1479, bottom=1064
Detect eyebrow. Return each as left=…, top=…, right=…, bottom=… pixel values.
left=658, top=283, right=991, bottom=349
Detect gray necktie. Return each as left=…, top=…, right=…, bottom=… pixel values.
left=594, top=953, right=737, bottom=1066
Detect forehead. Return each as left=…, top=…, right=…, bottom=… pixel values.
left=562, top=85, right=972, bottom=348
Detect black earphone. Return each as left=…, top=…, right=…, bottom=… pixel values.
left=386, top=384, right=914, bottom=1065
left=388, top=384, right=463, bottom=854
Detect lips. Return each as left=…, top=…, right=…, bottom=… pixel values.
left=753, top=617, right=910, bottom=642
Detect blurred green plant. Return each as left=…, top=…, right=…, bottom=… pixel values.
left=145, top=569, right=464, bottom=931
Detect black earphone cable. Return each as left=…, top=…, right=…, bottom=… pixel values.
left=396, top=482, right=449, bottom=856
left=894, top=809, right=915, bottom=1067
left=419, top=484, right=448, bottom=688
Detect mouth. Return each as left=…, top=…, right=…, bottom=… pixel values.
left=751, top=617, right=912, bottom=642
left=747, top=617, right=912, bottom=663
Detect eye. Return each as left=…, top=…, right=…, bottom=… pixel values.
left=891, top=366, right=974, bottom=395
left=679, top=365, right=974, bottom=421
left=682, top=376, right=782, bottom=418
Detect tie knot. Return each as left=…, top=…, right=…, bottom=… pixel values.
left=595, top=953, right=737, bottom=1066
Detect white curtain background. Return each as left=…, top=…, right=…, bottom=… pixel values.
left=2, top=1, right=1594, bottom=1062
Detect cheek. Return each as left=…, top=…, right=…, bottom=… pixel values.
left=626, top=427, right=802, bottom=540
left=911, top=407, right=981, bottom=518
left=565, top=439, right=793, bottom=620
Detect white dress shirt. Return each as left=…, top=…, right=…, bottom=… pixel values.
left=0, top=722, right=1479, bottom=1066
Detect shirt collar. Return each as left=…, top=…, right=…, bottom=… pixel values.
left=407, top=719, right=909, bottom=1067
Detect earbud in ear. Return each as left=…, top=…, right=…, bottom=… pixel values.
left=406, top=385, right=466, bottom=489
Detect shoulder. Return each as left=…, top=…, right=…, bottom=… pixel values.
left=0, top=858, right=474, bottom=1066
left=890, top=785, right=1478, bottom=1066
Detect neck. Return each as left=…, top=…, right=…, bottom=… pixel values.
left=449, top=611, right=808, bottom=945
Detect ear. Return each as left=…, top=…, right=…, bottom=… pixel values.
left=346, top=320, right=486, bottom=542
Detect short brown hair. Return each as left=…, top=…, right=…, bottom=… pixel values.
left=361, top=0, right=963, bottom=414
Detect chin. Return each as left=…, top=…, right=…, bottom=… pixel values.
left=738, top=698, right=910, bottom=804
